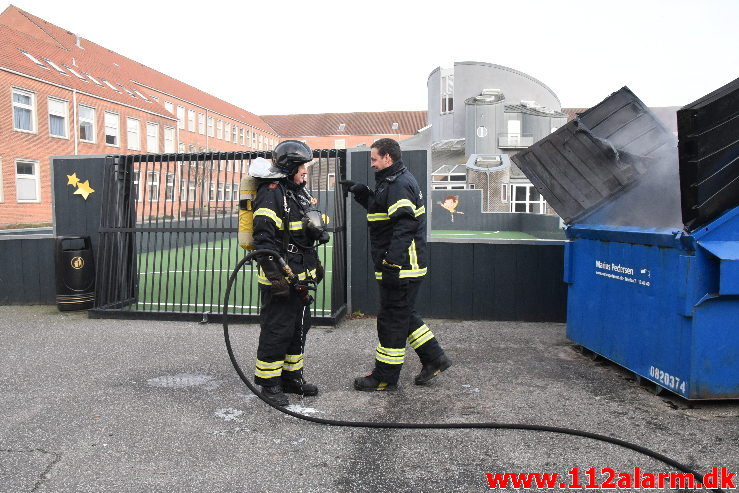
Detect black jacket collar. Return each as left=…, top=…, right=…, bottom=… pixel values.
left=375, top=159, right=406, bottom=183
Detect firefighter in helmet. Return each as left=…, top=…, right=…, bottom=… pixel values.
left=252, top=140, right=329, bottom=406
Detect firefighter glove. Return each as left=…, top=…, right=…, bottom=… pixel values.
left=258, top=255, right=290, bottom=298
left=339, top=180, right=371, bottom=201
left=315, top=260, right=325, bottom=284
left=269, top=277, right=291, bottom=298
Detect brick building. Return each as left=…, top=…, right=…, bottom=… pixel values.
left=261, top=111, right=427, bottom=151
left=0, top=5, right=279, bottom=228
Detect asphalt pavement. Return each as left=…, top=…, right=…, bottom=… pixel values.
left=0, top=305, right=737, bottom=492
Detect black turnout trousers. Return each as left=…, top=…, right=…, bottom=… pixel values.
left=373, top=277, right=444, bottom=383
left=255, top=285, right=311, bottom=386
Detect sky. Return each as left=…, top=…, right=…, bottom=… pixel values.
left=9, top=0, right=739, bottom=115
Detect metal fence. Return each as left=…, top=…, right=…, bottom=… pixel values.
left=91, top=150, right=347, bottom=325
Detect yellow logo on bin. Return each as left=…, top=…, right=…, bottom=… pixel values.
left=71, top=256, right=85, bottom=269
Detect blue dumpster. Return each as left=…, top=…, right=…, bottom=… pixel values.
left=512, top=82, right=739, bottom=399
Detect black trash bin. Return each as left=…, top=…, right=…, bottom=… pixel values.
left=55, top=236, right=95, bottom=311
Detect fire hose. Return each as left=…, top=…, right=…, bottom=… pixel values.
left=222, top=250, right=723, bottom=493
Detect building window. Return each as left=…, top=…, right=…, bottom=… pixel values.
left=217, top=182, right=224, bottom=202
left=104, top=112, right=119, bottom=146
left=510, top=183, right=546, bottom=213
left=63, top=65, right=86, bottom=81
left=19, top=49, right=48, bottom=68
left=79, top=105, right=95, bottom=143
left=441, top=73, right=454, bottom=114
left=164, top=126, right=175, bottom=153
left=207, top=117, right=214, bottom=137
left=233, top=125, right=238, bottom=144
left=132, top=171, right=141, bottom=201
left=328, top=173, right=335, bottom=191
left=188, top=109, right=195, bottom=132
left=100, top=78, right=120, bottom=92
left=126, top=117, right=140, bottom=151
left=258, top=134, right=263, bottom=150
left=147, top=171, right=160, bottom=202
left=146, top=122, right=159, bottom=153
left=334, top=138, right=346, bottom=149
left=216, top=120, right=223, bottom=139
left=84, top=73, right=103, bottom=86
left=41, top=58, right=68, bottom=75
left=239, top=127, right=245, bottom=145
left=47, top=97, right=68, bottom=138
left=198, top=113, right=205, bottom=135
left=165, top=172, right=175, bottom=201
left=225, top=122, right=231, bottom=142
left=12, top=88, right=36, bottom=132
left=178, top=142, right=186, bottom=152
left=164, top=101, right=174, bottom=114
left=176, top=106, right=185, bottom=129
left=500, top=184, right=508, bottom=203
left=15, top=159, right=40, bottom=202
left=224, top=182, right=232, bottom=202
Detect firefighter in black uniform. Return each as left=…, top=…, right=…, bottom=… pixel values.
left=342, top=138, right=452, bottom=391
left=253, top=140, right=329, bottom=406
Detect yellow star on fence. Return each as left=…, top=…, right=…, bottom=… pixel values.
left=74, top=180, right=95, bottom=200
left=67, top=173, right=80, bottom=187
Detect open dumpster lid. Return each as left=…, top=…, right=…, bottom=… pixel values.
left=511, top=87, right=679, bottom=226
left=678, top=76, right=739, bottom=232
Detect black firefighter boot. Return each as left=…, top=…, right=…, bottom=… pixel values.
left=260, top=384, right=289, bottom=406
left=282, top=376, right=319, bottom=396
left=353, top=372, right=398, bottom=391
left=414, top=353, right=452, bottom=385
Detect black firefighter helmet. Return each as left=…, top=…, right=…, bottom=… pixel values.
left=272, top=140, right=312, bottom=175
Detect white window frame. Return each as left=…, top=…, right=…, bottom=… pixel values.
left=176, top=106, right=185, bottom=129
left=100, top=78, right=120, bottom=92
left=15, top=159, right=40, bottom=203
left=83, top=73, right=103, bottom=86
left=239, top=127, right=245, bottom=145
left=19, top=49, right=48, bottom=69
left=146, top=122, right=159, bottom=153
left=500, top=184, right=509, bottom=203
left=207, top=117, right=214, bottom=137
left=233, top=125, right=238, bottom=144
left=164, top=101, right=174, bottom=114
left=164, top=126, right=175, bottom=153
left=216, top=119, right=223, bottom=139
left=188, top=109, right=195, bottom=132
left=147, top=171, right=160, bottom=202
left=104, top=111, right=120, bottom=147
left=441, top=71, right=454, bottom=114
left=132, top=170, right=141, bottom=202
left=165, top=172, right=175, bottom=201
left=510, top=183, right=546, bottom=213
left=78, top=104, right=96, bottom=143
left=198, top=113, right=205, bottom=135
left=334, top=138, right=346, bottom=149
left=41, top=58, right=68, bottom=76
left=47, top=97, right=69, bottom=139
left=225, top=122, right=231, bottom=142
left=12, top=87, right=36, bottom=133
left=63, top=65, right=86, bottom=81
left=126, top=117, right=141, bottom=151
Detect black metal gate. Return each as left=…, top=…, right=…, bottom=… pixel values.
left=91, top=150, right=347, bottom=325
